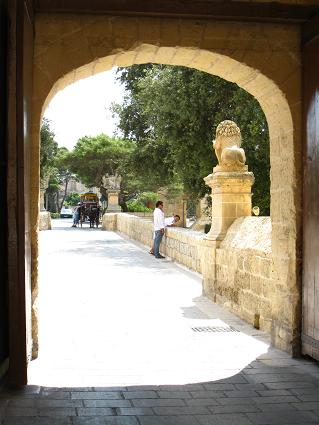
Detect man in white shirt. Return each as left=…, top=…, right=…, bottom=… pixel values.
left=150, top=212, right=181, bottom=256
left=152, top=200, right=166, bottom=259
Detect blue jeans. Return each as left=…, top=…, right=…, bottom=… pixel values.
left=153, top=230, right=164, bottom=257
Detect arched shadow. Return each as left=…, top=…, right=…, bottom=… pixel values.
left=15, top=349, right=319, bottom=424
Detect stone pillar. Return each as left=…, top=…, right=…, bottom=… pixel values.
left=107, top=189, right=121, bottom=212
left=204, top=120, right=254, bottom=241
left=39, top=177, right=49, bottom=211
left=39, top=177, right=51, bottom=230
left=39, top=189, right=46, bottom=211
left=204, top=170, right=254, bottom=241
left=192, top=195, right=211, bottom=232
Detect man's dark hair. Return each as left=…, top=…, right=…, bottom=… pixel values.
left=156, top=200, right=163, bottom=208
left=174, top=215, right=181, bottom=220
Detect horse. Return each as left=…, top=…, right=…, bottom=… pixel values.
left=89, top=206, right=100, bottom=228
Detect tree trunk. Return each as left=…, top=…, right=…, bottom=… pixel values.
left=55, top=190, right=59, bottom=213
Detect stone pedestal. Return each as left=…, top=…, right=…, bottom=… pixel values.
left=39, top=211, right=52, bottom=230
left=40, top=176, right=49, bottom=211
left=40, top=189, right=46, bottom=211
left=192, top=196, right=211, bottom=232
left=204, top=170, right=254, bottom=241
left=107, top=190, right=121, bottom=212
left=39, top=177, right=51, bottom=230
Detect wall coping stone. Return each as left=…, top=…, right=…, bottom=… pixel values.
left=220, top=216, right=271, bottom=254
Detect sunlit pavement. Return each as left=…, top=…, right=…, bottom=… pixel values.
left=29, top=218, right=271, bottom=387
left=8, top=217, right=317, bottom=424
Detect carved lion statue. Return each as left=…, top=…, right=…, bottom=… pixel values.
left=101, top=174, right=122, bottom=190
left=213, top=120, right=246, bottom=171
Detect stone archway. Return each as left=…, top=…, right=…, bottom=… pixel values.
left=31, top=15, right=301, bottom=355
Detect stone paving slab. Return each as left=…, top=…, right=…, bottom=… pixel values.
left=2, top=352, right=319, bottom=424
left=73, top=418, right=139, bottom=425
left=246, top=411, right=319, bottom=424
left=1, top=220, right=319, bottom=424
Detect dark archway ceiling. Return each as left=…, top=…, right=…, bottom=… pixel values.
left=32, top=0, right=319, bottom=43
left=33, top=0, right=319, bottom=23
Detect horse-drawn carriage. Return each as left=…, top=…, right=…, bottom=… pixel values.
left=78, top=192, right=101, bottom=228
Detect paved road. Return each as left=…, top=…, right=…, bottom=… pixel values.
left=1, top=218, right=319, bottom=424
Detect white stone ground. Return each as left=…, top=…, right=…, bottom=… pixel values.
left=28, top=218, right=274, bottom=387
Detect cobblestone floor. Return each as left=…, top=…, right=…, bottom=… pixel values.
left=1, top=219, right=318, bottom=425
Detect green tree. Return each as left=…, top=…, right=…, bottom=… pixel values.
left=113, top=65, right=270, bottom=215
left=54, top=147, right=75, bottom=211
left=68, top=134, right=134, bottom=188
left=45, top=173, right=61, bottom=212
left=67, top=134, right=139, bottom=210
left=44, top=147, right=74, bottom=212
left=64, top=192, right=81, bottom=206
left=40, top=118, right=61, bottom=211
left=40, top=118, right=58, bottom=181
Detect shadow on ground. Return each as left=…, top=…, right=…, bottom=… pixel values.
left=1, top=354, right=319, bottom=425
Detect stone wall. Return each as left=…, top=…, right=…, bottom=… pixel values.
left=39, top=212, right=51, bottom=231
left=192, top=196, right=211, bottom=232
left=209, top=217, right=275, bottom=334
left=125, top=212, right=153, bottom=218
left=101, top=213, right=294, bottom=351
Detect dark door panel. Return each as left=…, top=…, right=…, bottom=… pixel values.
left=302, top=36, right=319, bottom=361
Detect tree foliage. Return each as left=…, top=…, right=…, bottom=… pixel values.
left=44, top=147, right=75, bottom=212
left=67, top=134, right=134, bottom=188
left=64, top=192, right=81, bottom=206
left=113, top=65, right=270, bottom=214
left=40, top=119, right=77, bottom=212
left=40, top=118, right=58, bottom=180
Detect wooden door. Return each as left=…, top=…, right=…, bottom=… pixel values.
left=7, top=0, right=34, bottom=385
left=302, top=36, right=319, bottom=360
left=0, top=0, right=9, bottom=374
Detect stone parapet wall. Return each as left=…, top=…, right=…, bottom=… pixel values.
left=101, top=213, right=296, bottom=351
left=211, top=217, right=276, bottom=334
left=125, top=212, right=153, bottom=218
left=102, top=213, right=117, bottom=231
left=103, top=213, right=205, bottom=273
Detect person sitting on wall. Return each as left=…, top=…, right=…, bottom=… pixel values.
left=149, top=214, right=180, bottom=255
left=165, top=214, right=181, bottom=227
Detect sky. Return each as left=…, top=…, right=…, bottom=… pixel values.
left=44, top=67, right=125, bottom=150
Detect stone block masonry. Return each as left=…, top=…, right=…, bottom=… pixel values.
left=212, top=217, right=276, bottom=336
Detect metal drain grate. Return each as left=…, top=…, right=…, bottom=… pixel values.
left=192, top=326, right=240, bottom=333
